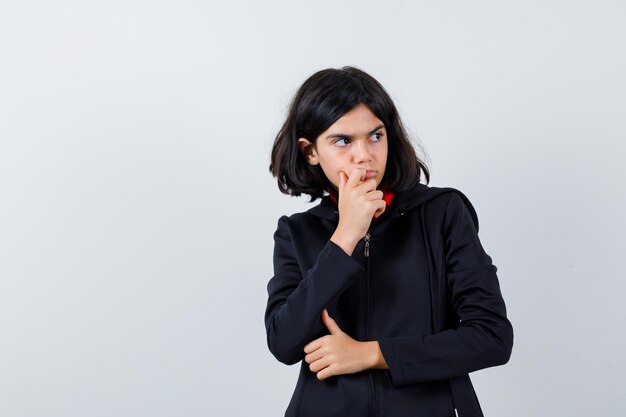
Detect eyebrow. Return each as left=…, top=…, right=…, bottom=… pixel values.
left=325, top=124, right=385, bottom=140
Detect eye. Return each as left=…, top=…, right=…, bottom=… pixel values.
left=371, top=132, right=383, bottom=141
left=334, top=137, right=350, bottom=147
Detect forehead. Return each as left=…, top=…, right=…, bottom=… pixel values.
left=325, top=104, right=384, bottom=133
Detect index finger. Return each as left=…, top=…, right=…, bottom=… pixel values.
left=304, top=338, right=322, bottom=354
left=347, top=167, right=367, bottom=188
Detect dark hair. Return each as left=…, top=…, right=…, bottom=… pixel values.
left=269, top=66, right=430, bottom=203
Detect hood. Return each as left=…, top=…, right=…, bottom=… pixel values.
left=307, top=181, right=480, bottom=231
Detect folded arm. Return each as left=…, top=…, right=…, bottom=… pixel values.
left=264, top=215, right=364, bottom=365
left=378, top=193, right=514, bottom=386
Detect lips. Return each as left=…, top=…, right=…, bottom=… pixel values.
left=365, top=170, right=378, bottom=179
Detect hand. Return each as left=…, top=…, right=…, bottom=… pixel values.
left=303, top=309, right=384, bottom=380
left=333, top=168, right=386, bottom=243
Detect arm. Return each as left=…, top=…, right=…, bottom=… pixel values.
left=378, top=193, right=514, bottom=386
left=264, top=215, right=364, bottom=365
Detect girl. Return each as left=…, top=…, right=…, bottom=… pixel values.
left=265, top=66, right=513, bottom=417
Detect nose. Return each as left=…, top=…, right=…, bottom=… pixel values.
left=352, top=139, right=372, bottom=162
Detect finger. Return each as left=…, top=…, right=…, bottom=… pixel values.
left=337, top=171, right=347, bottom=200
left=354, top=177, right=378, bottom=194
left=373, top=200, right=386, bottom=218
left=363, top=189, right=384, bottom=201
left=339, top=170, right=347, bottom=190
left=304, top=348, right=325, bottom=364
left=309, top=357, right=330, bottom=373
left=322, top=309, right=342, bottom=335
left=317, top=364, right=335, bottom=381
left=347, top=167, right=367, bottom=189
left=304, top=339, right=322, bottom=354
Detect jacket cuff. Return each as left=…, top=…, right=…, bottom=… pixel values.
left=325, top=239, right=364, bottom=276
left=378, top=338, right=407, bottom=387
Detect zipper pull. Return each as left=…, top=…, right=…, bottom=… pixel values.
left=364, top=232, right=370, bottom=257
left=454, top=408, right=459, bottom=417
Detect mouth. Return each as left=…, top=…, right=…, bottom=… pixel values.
left=365, top=170, right=378, bottom=179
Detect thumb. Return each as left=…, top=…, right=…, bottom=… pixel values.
left=339, top=171, right=346, bottom=189
left=322, top=309, right=342, bottom=335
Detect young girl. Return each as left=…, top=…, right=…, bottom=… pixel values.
left=265, top=66, right=513, bottom=417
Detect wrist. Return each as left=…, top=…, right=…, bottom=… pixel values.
left=364, top=341, right=388, bottom=370
left=330, top=228, right=359, bottom=256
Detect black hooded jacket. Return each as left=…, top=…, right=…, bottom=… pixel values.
left=264, top=182, right=514, bottom=417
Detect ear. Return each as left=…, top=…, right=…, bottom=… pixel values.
left=298, top=138, right=319, bottom=165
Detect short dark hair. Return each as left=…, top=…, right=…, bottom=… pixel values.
left=269, top=66, right=430, bottom=203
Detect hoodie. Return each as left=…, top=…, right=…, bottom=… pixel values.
left=264, top=181, right=513, bottom=417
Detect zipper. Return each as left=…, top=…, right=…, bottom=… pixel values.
left=448, top=376, right=458, bottom=416
left=363, top=228, right=377, bottom=417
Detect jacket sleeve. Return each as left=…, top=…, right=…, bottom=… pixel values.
left=378, top=193, right=514, bottom=386
left=264, top=215, right=364, bottom=365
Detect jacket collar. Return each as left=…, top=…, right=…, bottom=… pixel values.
left=326, top=186, right=395, bottom=208
left=326, top=185, right=395, bottom=224
left=307, top=181, right=480, bottom=230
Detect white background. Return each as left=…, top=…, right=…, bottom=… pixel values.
left=1, top=1, right=624, bottom=416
